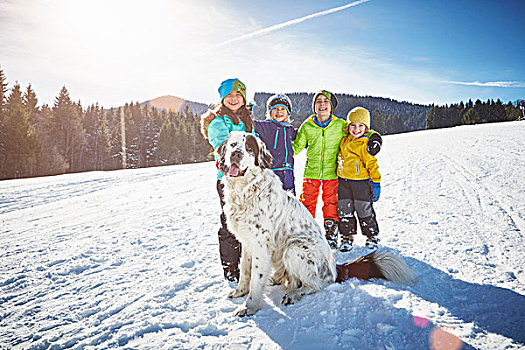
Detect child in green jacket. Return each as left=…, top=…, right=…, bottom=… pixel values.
left=293, top=90, right=347, bottom=249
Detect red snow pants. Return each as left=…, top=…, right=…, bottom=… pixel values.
left=299, top=178, right=339, bottom=220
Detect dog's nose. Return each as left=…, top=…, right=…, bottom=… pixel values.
left=231, top=150, right=243, bottom=163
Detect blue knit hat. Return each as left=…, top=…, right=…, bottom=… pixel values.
left=218, top=78, right=246, bottom=103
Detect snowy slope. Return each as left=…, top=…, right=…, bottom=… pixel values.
left=1, top=121, right=524, bottom=350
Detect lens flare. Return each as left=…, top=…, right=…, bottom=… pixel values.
left=412, top=315, right=430, bottom=328
left=429, top=327, right=463, bottom=350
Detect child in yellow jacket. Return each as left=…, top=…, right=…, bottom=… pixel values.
left=337, top=107, right=382, bottom=251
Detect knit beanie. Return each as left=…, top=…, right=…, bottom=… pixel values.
left=312, top=90, right=338, bottom=114
left=266, top=94, right=292, bottom=117
left=218, top=78, right=247, bottom=103
left=346, top=107, right=371, bottom=129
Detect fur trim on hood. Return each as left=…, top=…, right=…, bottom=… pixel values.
left=200, top=104, right=253, bottom=140
left=200, top=106, right=218, bottom=140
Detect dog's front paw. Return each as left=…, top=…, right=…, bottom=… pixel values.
left=228, top=288, right=248, bottom=298
left=281, top=294, right=295, bottom=305
left=234, top=304, right=260, bottom=317
left=282, top=291, right=305, bottom=305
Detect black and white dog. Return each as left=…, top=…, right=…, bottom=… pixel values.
left=217, top=131, right=415, bottom=317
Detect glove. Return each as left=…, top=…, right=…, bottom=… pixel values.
left=367, top=132, right=382, bottom=156
left=370, top=181, right=381, bottom=202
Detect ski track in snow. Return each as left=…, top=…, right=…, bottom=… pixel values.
left=1, top=121, right=524, bottom=349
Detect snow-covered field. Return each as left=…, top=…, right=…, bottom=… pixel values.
left=1, top=121, right=524, bottom=350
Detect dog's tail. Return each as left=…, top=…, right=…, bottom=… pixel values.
left=335, top=251, right=416, bottom=284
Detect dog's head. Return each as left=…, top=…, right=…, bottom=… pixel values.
left=216, top=131, right=272, bottom=177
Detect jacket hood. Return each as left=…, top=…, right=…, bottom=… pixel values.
left=200, top=104, right=253, bottom=140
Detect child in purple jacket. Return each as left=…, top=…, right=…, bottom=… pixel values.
left=254, top=94, right=298, bottom=194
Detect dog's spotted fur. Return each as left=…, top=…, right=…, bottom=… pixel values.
left=217, top=131, right=336, bottom=316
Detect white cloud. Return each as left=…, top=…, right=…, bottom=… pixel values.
left=444, top=81, right=525, bottom=88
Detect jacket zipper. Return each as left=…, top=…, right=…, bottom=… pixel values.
left=284, top=127, right=288, bottom=162
left=274, top=129, right=279, bottom=149
left=320, top=129, right=325, bottom=179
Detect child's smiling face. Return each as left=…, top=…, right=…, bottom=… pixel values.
left=349, top=122, right=367, bottom=138
left=270, top=106, right=289, bottom=122
left=223, top=91, right=245, bottom=112
left=314, top=95, right=331, bottom=120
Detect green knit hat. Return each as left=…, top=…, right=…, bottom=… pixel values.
left=312, top=90, right=338, bottom=114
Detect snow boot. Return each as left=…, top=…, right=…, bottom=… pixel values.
left=339, top=236, right=354, bottom=252
left=338, top=216, right=357, bottom=252
left=365, top=235, right=379, bottom=250
left=359, top=215, right=379, bottom=246
left=324, top=218, right=339, bottom=249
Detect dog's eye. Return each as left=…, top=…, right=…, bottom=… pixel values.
left=231, top=142, right=238, bottom=147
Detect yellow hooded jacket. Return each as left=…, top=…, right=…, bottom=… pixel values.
left=337, top=134, right=381, bottom=182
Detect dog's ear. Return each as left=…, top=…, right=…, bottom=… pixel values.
left=216, top=139, right=227, bottom=160
left=259, top=142, right=273, bottom=169
left=246, top=134, right=272, bottom=169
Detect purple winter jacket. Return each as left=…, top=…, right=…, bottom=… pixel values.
left=254, top=119, right=298, bottom=192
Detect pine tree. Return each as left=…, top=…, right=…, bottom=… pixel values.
left=0, top=68, right=7, bottom=112
left=97, top=116, right=112, bottom=170
left=0, top=84, right=40, bottom=179
left=448, top=103, right=463, bottom=127
left=372, top=108, right=387, bottom=134
left=426, top=105, right=437, bottom=129
left=123, top=103, right=140, bottom=168
left=82, top=104, right=111, bottom=171
left=504, top=101, right=520, bottom=121
left=52, top=86, right=84, bottom=172
left=0, top=68, right=8, bottom=171
left=491, top=99, right=506, bottom=122
left=33, top=104, right=68, bottom=176
left=154, top=117, right=178, bottom=165
left=463, top=107, right=480, bottom=125
left=24, top=84, right=39, bottom=124
left=140, top=104, right=157, bottom=167
left=105, top=108, right=125, bottom=170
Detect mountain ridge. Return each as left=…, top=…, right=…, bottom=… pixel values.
left=140, top=95, right=209, bottom=116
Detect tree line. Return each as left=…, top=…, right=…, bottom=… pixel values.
left=0, top=68, right=212, bottom=180
left=426, top=99, right=523, bottom=129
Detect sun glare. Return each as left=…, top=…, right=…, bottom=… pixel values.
left=32, top=0, right=216, bottom=83
left=56, top=0, right=165, bottom=49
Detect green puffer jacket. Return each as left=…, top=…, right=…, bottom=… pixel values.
left=293, top=114, right=347, bottom=180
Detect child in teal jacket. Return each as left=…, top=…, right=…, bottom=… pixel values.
left=200, top=78, right=254, bottom=282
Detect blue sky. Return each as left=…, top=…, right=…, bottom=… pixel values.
left=0, top=0, right=523, bottom=108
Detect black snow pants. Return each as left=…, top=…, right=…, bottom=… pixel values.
left=217, top=180, right=241, bottom=282
left=337, top=178, right=379, bottom=239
